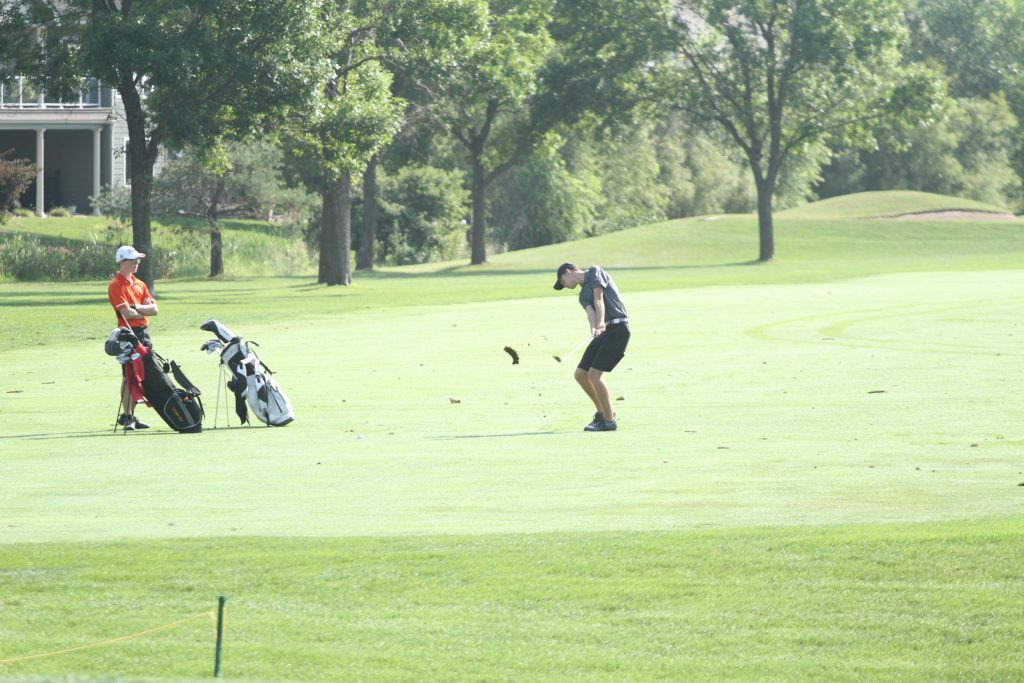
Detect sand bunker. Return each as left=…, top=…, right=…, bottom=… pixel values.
left=891, top=210, right=1018, bottom=221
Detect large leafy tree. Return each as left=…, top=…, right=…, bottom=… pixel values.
left=429, top=0, right=554, bottom=265
left=355, top=0, right=487, bottom=271
left=285, top=1, right=407, bottom=286
left=9, top=0, right=331, bottom=288
left=656, top=0, right=941, bottom=262
left=152, top=141, right=316, bottom=277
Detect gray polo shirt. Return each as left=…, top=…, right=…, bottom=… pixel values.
left=578, top=266, right=627, bottom=321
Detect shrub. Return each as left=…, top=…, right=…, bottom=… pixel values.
left=48, top=206, right=71, bottom=218
left=0, top=231, right=180, bottom=281
left=0, top=150, right=35, bottom=214
left=488, top=143, right=591, bottom=251
left=375, top=165, right=469, bottom=265
left=89, top=185, right=132, bottom=221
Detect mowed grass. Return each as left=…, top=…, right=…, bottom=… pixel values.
left=1, top=191, right=1023, bottom=680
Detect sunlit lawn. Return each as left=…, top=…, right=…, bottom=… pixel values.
left=1, top=192, right=1022, bottom=680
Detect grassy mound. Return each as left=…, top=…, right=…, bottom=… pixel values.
left=779, top=190, right=1015, bottom=219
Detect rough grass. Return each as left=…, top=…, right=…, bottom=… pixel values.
left=0, top=191, right=1022, bottom=681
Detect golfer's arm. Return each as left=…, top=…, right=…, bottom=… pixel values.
left=118, top=302, right=158, bottom=318
left=592, top=287, right=606, bottom=330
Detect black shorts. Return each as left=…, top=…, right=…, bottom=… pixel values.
left=578, top=323, right=630, bottom=372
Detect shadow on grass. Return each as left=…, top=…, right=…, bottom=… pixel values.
left=0, top=429, right=197, bottom=441
left=284, top=261, right=764, bottom=288
left=430, top=431, right=561, bottom=440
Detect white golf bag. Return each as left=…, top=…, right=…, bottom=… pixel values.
left=201, top=319, right=294, bottom=427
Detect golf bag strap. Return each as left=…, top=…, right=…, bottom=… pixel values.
left=248, top=341, right=273, bottom=374
left=169, top=360, right=202, bottom=397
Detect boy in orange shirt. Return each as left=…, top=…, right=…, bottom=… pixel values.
left=107, top=245, right=159, bottom=430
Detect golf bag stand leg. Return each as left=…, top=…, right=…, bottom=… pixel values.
left=214, top=363, right=231, bottom=428
left=113, top=373, right=127, bottom=434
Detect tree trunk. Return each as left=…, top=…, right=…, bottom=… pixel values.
left=357, top=154, right=378, bottom=270
left=339, top=170, right=352, bottom=285
left=755, top=177, right=775, bottom=262
left=121, top=80, right=158, bottom=291
left=470, top=151, right=487, bottom=265
left=319, top=179, right=340, bottom=284
left=318, top=171, right=352, bottom=286
left=207, top=176, right=225, bottom=278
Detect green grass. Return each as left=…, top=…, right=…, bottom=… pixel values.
left=1, top=191, right=1023, bottom=681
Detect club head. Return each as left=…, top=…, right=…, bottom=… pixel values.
left=200, top=339, right=225, bottom=354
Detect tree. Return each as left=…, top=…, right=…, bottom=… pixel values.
left=655, top=0, right=941, bottom=261
left=904, top=0, right=1024, bottom=195
left=151, top=141, right=316, bottom=276
left=10, top=0, right=332, bottom=288
left=429, top=0, right=555, bottom=264
left=282, top=2, right=405, bottom=286
left=354, top=0, right=487, bottom=271
left=905, top=0, right=1024, bottom=101
left=818, top=96, right=1023, bottom=210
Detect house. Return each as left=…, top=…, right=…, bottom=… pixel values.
left=0, top=76, right=129, bottom=215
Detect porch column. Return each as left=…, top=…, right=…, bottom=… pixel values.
left=92, top=127, right=102, bottom=214
left=35, top=128, right=45, bottom=217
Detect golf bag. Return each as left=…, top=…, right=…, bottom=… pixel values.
left=106, top=327, right=204, bottom=433
left=201, top=319, right=294, bottom=427
left=142, top=351, right=204, bottom=433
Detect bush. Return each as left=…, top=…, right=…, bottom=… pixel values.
left=488, top=143, right=591, bottom=251
left=0, top=231, right=180, bottom=281
left=48, top=206, right=72, bottom=218
left=0, top=150, right=35, bottom=214
left=0, top=216, right=315, bottom=281
left=375, top=165, right=469, bottom=265
left=89, top=185, right=132, bottom=221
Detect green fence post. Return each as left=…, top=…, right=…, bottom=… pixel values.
left=214, top=596, right=227, bottom=678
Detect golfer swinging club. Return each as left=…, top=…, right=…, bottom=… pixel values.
left=553, top=263, right=630, bottom=431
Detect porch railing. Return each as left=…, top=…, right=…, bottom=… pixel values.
left=0, top=76, right=105, bottom=109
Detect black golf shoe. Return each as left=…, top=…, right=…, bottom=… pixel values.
left=584, top=416, right=618, bottom=432
left=584, top=412, right=605, bottom=430
left=116, top=413, right=148, bottom=430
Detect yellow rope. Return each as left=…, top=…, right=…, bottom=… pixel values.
left=0, top=610, right=214, bottom=666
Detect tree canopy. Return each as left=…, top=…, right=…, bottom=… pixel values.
left=6, top=0, right=333, bottom=287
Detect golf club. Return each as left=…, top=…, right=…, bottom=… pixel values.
left=553, top=335, right=593, bottom=363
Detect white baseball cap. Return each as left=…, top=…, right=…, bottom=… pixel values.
left=115, top=245, right=146, bottom=262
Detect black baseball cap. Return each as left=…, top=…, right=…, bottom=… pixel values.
left=553, top=262, right=576, bottom=290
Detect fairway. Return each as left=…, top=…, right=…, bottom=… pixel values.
left=2, top=196, right=1023, bottom=680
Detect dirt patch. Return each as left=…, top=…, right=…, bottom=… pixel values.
left=891, top=210, right=1018, bottom=221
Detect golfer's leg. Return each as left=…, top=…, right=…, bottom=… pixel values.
left=575, top=367, right=602, bottom=412
left=121, top=377, right=132, bottom=415
left=586, top=368, right=614, bottom=420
